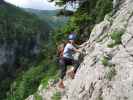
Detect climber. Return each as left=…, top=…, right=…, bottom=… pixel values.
left=58, top=32, right=82, bottom=89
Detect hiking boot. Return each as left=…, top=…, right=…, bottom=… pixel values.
left=58, top=80, right=65, bottom=89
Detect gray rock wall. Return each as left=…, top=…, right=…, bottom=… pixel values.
left=62, top=0, right=133, bottom=100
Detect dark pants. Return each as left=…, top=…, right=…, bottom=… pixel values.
left=59, top=57, right=80, bottom=79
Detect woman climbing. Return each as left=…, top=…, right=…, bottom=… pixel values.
left=58, top=33, right=82, bottom=89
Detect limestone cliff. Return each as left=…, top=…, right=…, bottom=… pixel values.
left=26, top=0, right=133, bottom=100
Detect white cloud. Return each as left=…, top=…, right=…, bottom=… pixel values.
left=4, top=0, right=60, bottom=10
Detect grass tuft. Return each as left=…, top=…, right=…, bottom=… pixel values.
left=105, top=67, right=116, bottom=81
left=52, top=91, right=61, bottom=100
left=34, top=93, right=42, bottom=100
left=101, top=56, right=110, bottom=66
left=108, top=31, right=124, bottom=48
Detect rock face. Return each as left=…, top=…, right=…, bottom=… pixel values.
left=62, top=0, right=133, bottom=100
left=26, top=0, right=133, bottom=100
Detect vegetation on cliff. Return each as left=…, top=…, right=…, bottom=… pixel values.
left=53, top=0, right=113, bottom=42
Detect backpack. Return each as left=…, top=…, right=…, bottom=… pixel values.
left=57, top=43, right=65, bottom=58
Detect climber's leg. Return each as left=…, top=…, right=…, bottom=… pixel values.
left=73, top=59, right=80, bottom=73
left=58, top=58, right=66, bottom=89
left=58, top=79, right=65, bottom=89
left=67, top=59, right=80, bottom=79
left=59, top=58, right=67, bottom=80
left=63, top=58, right=75, bottom=79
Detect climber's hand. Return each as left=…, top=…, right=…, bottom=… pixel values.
left=79, top=42, right=88, bottom=48
left=77, top=49, right=82, bottom=54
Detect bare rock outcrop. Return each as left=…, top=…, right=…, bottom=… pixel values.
left=61, top=0, right=133, bottom=100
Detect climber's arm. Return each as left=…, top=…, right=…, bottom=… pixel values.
left=74, top=43, right=85, bottom=48
left=69, top=44, right=82, bottom=53
left=73, top=48, right=82, bottom=53
left=76, top=42, right=89, bottom=48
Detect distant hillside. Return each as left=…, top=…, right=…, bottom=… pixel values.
left=0, top=2, right=52, bottom=99
left=24, top=8, right=69, bottom=30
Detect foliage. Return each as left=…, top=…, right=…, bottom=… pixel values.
left=51, top=0, right=113, bottom=42
left=0, top=2, right=52, bottom=100
left=107, top=42, right=115, bottom=48
left=52, top=92, right=61, bottom=100
left=101, top=56, right=117, bottom=81
left=6, top=38, right=59, bottom=100
left=0, top=3, right=50, bottom=41
left=7, top=57, right=58, bottom=100
left=101, top=56, right=110, bottom=66
left=94, top=0, right=113, bottom=23
left=49, top=0, right=77, bottom=6
left=57, top=9, right=74, bottom=16
left=108, top=31, right=124, bottom=48
left=41, top=72, right=59, bottom=89
left=96, top=95, right=103, bottom=100
left=5, top=17, right=60, bottom=99
left=34, top=93, right=43, bottom=100
left=105, top=66, right=116, bottom=81
left=110, top=31, right=124, bottom=44
left=8, top=65, right=46, bottom=100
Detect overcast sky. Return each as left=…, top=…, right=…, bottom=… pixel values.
left=4, top=0, right=61, bottom=10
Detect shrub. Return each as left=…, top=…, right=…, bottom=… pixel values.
left=34, top=93, right=42, bottom=100
left=41, top=73, right=59, bottom=89
left=108, top=31, right=124, bottom=48
left=52, top=92, right=61, bottom=100
left=101, top=56, right=110, bottom=66
left=53, top=0, right=113, bottom=42
left=105, top=67, right=116, bottom=81
left=96, top=95, right=103, bottom=100
left=7, top=65, right=46, bottom=100
left=7, top=58, right=58, bottom=100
